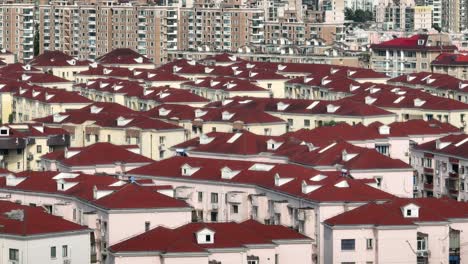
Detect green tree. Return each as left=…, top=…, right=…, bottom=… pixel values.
left=33, top=23, right=40, bottom=57
left=345, top=8, right=355, bottom=21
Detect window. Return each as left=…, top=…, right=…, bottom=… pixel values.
left=0, top=129, right=8, bottom=135
left=247, top=255, right=259, bottom=264
left=231, top=204, right=239, bottom=214
left=366, top=238, right=373, bottom=249
left=375, top=177, right=383, bottom=188
left=50, top=246, right=56, bottom=258
left=9, top=249, right=19, bottom=261
left=62, top=245, right=68, bottom=258
left=107, top=135, right=111, bottom=142
left=417, top=236, right=427, bottom=251
left=341, top=239, right=355, bottom=250
left=211, top=193, right=218, bottom=203
left=145, top=221, right=150, bottom=231
left=159, top=136, right=165, bottom=144
left=304, top=119, right=310, bottom=127
left=375, top=144, right=389, bottom=156
left=406, top=209, right=412, bottom=216
left=198, top=192, right=203, bottom=202
left=37, top=145, right=42, bottom=153
left=205, top=234, right=211, bottom=242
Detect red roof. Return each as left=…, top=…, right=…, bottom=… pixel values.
left=0, top=172, right=189, bottom=210
left=42, top=142, right=153, bottom=167
left=209, top=96, right=394, bottom=117
left=370, top=35, right=457, bottom=51
left=96, top=48, right=153, bottom=65
left=0, top=201, right=89, bottom=236
left=129, top=156, right=395, bottom=203
left=30, top=51, right=90, bottom=67
left=413, top=134, right=468, bottom=159
left=432, top=52, right=468, bottom=66
left=110, top=220, right=310, bottom=253
left=325, top=198, right=468, bottom=226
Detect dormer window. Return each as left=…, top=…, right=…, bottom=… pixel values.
left=196, top=228, right=215, bottom=244
left=402, top=203, right=420, bottom=218
left=0, top=126, right=9, bottom=136
left=418, top=39, right=425, bottom=46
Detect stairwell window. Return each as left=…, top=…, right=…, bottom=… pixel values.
left=62, top=245, right=68, bottom=258
left=50, top=246, right=56, bottom=259
left=9, top=249, right=19, bottom=261
left=366, top=238, right=373, bottom=249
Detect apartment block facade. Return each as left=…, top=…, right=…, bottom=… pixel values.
left=0, top=0, right=347, bottom=64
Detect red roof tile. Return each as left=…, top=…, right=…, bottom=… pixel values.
left=110, top=220, right=310, bottom=253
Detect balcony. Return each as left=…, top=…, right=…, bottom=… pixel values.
left=0, top=137, right=28, bottom=149
left=449, top=171, right=459, bottom=179
left=47, top=134, right=70, bottom=147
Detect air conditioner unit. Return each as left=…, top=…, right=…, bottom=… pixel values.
left=27, top=153, right=34, bottom=161
left=9, top=261, right=18, bottom=264
left=158, top=144, right=165, bottom=150
left=417, top=251, right=429, bottom=257
left=211, top=203, right=219, bottom=210
left=63, top=259, right=71, bottom=264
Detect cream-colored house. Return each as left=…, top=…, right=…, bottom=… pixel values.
left=182, top=77, right=271, bottom=101
left=351, top=84, right=468, bottom=132
left=0, top=123, right=69, bottom=172
left=145, top=104, right=288, bottom=138
left=36, top=103, right=187, bottom=160
left=29, top=50, right=91, bottom=81
left=13, top=86, right=91, bottom=122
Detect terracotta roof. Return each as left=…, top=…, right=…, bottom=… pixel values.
left=210, top=96, right=395, bottom=117
left=129, top=156, right=395, bottom=203
left=110, top=220, right=310, bottom=253
left=0, top=172, right=189, bottom=210
left=30, top=51, right=90, bottom=67
left=325, top=198, right=468, bottom=226
left=77, top=65, right=134, bottom=78
left=413, top=134, right=468, bottom=159
left=370, top=35, right=457, bottom=51
left=0, top=200, right=89, bottom=236
left=350, top=83, right=468, bottom=111
left=42, top=142, right=153, bottom=167
left=183, top=77, right=268, bottom=92
left=96, top=48, right=153, bottom=65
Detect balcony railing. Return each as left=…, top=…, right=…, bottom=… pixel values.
left=47, top=135, right=70, bottom=147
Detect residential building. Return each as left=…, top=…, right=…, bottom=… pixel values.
left=370, top=34, right=457, bottom=77
left=208, top=96, right=397, bottom=131
left=29, top=50, right=91, bottom=81
left=0, top=123, right=69, bottom=172
left=324, top=198, right=468, bottom=264
left=0, top=1, right=35, bottom=62
left=40, top=143, right=153, bottom=174
left=110, top=220, right=314, bottom=264
left=0, top=200, right=92, bottom=264
left=145, top=104, right=288, bottom=138
left=411, top=134, right=468, bottom=200
left=73, top=78, right=209, bottom=110
left=12, top=85, right=91, bottom=122
left=128, top=156, right=396, bottom=264
left=349, top=83, right=468, bottom=131
left=182, top=77, right=272, bottom=101
left=36, top=102, right=188, bottom=159
left=388, top=71, right=468, bottom=103
left=0, top=171, right=192, bottom=264
left=431, top=53, right=468, bottom=79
